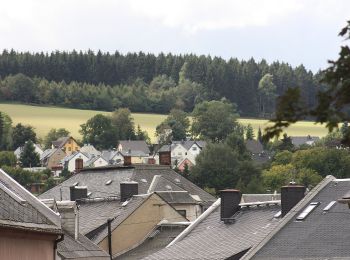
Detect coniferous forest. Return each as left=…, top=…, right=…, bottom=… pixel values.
left=0, top=50, right=321, bottom=117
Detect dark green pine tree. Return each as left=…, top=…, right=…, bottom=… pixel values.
left=245, top=124, right=255, bottom=140
left=0, top=112, right=4, bottom=148
left=257, top=127, right=263, bottom=143
left=19, top=140, right=40, bottom=167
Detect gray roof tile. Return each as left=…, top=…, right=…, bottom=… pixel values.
left=0, top=169, right=61, bottom=234
left=143, top=201, right=281, bottom=260
left=249, top=176, right=350, bottom=260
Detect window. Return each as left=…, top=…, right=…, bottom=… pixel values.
left=178, top=152, right=182, bottom=156
left=177, top=210, right=187, bottom=217
left=323, top=201, right=336, bottom=211
left=75, top=147, right=79, bottom=151
left=68, top=147, right=71, bottom=151
left=192, top=147, right=197, bottom=151
left=296, top=202, right=320, bottom=221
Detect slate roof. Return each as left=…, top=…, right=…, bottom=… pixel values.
left=118, top=224, right=188, bottom=260
left=245, top=140, right=264, bottom=154
left=143, top=199, right=281, bottom=260
left=84, top=155, right=108, bottom=167
left=158, top=141, right=207, bottom=153
left=119, top=140, right=150, bottom=154
left=52, top=136, right=71, bottom=148
left=39, top=166, right=134, bottom=201
left=101, top=150, right=121, bottom=164
left=290, top=136, right=320, bottom=147
left=80, top=144, right=101, bottom=157
left=0, top=169, right=61, bottom=234
left=245, top=175, right=350, bottom=260
left=57, top=231, right=110, bottom=259
left=39, top=164, right=215, bottom=206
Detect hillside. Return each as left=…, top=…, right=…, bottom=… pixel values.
left=0, top=103, right=328, bottom=142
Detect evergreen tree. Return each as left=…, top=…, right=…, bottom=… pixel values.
left=19, top=140, right=40, bottom=167
left=0, top=112, right=4, bottom=147
left=245, top=124, right=255, bottom=140
left=257, top=127, right=263, bottom=142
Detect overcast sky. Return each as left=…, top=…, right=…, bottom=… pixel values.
left=1, top=0, right=349, bottom=72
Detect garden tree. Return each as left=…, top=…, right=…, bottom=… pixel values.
left=264, top=20, right=350, bottom=143
left=0, top=112, right=13, bottom=150
left=245, top=124, right=255, bottom=140
left=1, top=165, right=45, bottom=188
left=12, top=123, right=37, bottom=149
left=318, top=130, right=342, bottom=148
left=262, top=164, right=322, bottom=191
left=225, top=131, right=250, bottom=161
left=291, top=147, right=350, bottom=178
left=19, top=140, right=40, bottom=167
left=191, top=100, right=239, bottom=142
left=43, top=128, right=70, bottom=149
left=340, top=122, right=350, bottom=140
left=111, top=108, right=136, bottom=140
left=190, top=139, right=260, bottom=192
left=80, top=114, right=116, bottom=149
left=0, top=151, right=16, bottom=167
left=156, top=109, right=190, bottom=141
left=190, top=143, right=242, bottom=192
left=272, top=150, right=293, bottom=166
left=258, top=73, right=277, bottom=117
left=276, top=133, right=294, bottom=151
left=135, top=124, right=150, bottom=143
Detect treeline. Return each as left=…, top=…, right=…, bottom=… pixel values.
left=0, top=50, right=321, bottom=116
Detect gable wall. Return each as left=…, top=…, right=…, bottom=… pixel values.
left=63, top=138, right=80, bottom=155
left=98, top=194, right=186, bottom=257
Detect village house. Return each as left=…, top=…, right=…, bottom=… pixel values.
left=0, top=169, right=62, bottom=260
left=61, top=151, right=90, bottom=172
left=245, top=139, right=270, bottom=164
left=52, top=136, right=80, bottom=155
left=101, top=149, right=124, bottom=165
left=84, top=155, right=109, bottom=168
left=290, top=135, right=320, bottom=148
left=157, top=140, right=206, bottom=170
left=118, top=140, right=151, bottom=164
left=41, top=148, right=66, bottom=170
left=79, top=143, right=101, bottom=157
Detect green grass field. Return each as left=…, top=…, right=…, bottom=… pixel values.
left=0, top=103, right=329, bottom=142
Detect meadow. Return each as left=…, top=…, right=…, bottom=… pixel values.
left=0, top=103, right=329, bottom=142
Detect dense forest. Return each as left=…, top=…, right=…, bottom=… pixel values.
left=0, top=50, right=322, bottom=117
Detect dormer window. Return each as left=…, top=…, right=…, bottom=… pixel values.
left=192, top=147, right=197, bottom=151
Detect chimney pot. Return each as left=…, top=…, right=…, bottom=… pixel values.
left=281, top=184, right=305, bottom=217
left=120, top=181, right=138, bottom=202
left=56, top=201, right=79, bottom=240
left=220, top=189, right=241, bottom=223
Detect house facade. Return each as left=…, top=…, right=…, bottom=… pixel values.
left=62, top=151, right=90, bottom=172
left=52, top=136, right=80, bottom=155
left=0, top=169, right=62, bottom=260
left=41, top=148, right=66, bottom=170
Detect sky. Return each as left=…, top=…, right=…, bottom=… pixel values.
left=0, top=0, right=349, bottom=72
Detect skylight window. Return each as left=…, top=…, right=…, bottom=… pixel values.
left=296, top=202, right=320, bottom=221
left=105, top=180, right=113, bottom=185
left=323, top=201, right=336, bottom=212
left=165, top=185, right=172, bottom=191
left=72, top=182, right=79, bottom=186
left=87, top=192, right=92, bottom=197
left=141, top=179, right=147, bottom=183
left=174, top=178, right=181, bottom=184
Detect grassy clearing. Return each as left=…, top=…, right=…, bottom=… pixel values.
left=0, top=103, right=329, bottom=142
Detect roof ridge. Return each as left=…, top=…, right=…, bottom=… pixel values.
left=167, top=198, right=221, bottom=247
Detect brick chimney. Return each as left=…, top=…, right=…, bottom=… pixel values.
left=159, top=151, right=171, bottom=165
left=220, top=189, right=241, bottom=223
left=120, top=181, right=138, bottom=202
left=70, top=186, right=87, bottom=201
left=57, top=201, right=79, bottom=240
left=281, top=183, right=305, bottom=217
